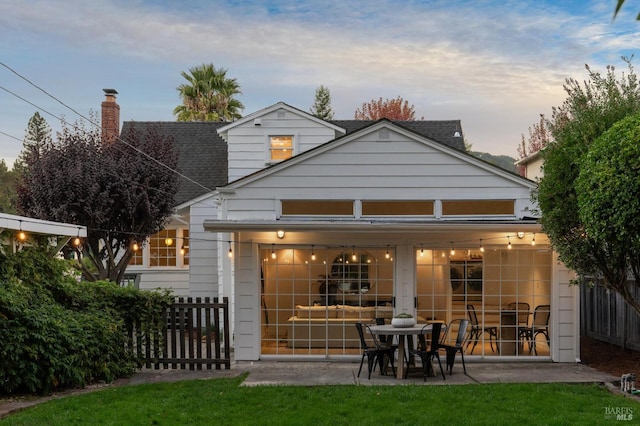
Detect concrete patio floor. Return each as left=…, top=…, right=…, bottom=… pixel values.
left=122, top=359, right=618, bottom=387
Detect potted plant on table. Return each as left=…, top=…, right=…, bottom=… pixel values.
left=391, top=312, right=416, bottom=328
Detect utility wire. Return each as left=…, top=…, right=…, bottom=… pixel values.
left=0, top=61, right=214, bottom=194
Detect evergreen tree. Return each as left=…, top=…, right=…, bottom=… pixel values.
left=0, top=159, right=17, bottom=213
left=14, top=112, right=52, bottom=174
left=310, top=85, right=334, bottom=120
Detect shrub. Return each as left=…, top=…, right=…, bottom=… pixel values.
left=0, top=247, right=172, bottom=395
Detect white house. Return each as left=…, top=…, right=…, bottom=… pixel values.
left=122, top=102, right=579, bottom=364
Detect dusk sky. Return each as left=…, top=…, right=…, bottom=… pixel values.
left=1, top=0, right=638, bottom=167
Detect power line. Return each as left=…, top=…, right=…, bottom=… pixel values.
left=0, top=61, right=214, bottom=194
left=0, top=130, right=22, bottom=143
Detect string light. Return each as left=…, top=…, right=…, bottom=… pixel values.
left=385, top=245, right=390, bottom=259
left=228, top=241, right=233, bottom=258
left=450, top=242, right=455, bottom=256
left=132, top=241, right=139, bottom=251
left=479, top=239, right=485, bottom=253
left=311, top=245, right=316, bottom=261
left=180, top=245, right=185, bottom=255
left=351, top=245, right=357, bottom=261
left=73, top=227, right=81, bottom=247
left=17, top=220, right=26, bottom=241
left=271, top=244, right=276, bottom=259
left=420, top=244, right=424, bottom=257
left=165, top=237, right=174, bottom=246
left=507, top=236, right=512, bottom=250
left=531, top=233, right=536, bottom=246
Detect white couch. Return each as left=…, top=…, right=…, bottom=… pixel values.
left=287, top=304, right=393, bottom=348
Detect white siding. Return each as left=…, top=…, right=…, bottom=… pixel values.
left=224, top=128, right=534, bottom=219
left=552, top=253, right=579, bottom=362
left=233, top=235, right=261, bottom=361
left=138, top=270, right=189, bottom=296
left=189, top=199, right=220, bottom=299
left=226, top=109, right=339, bottom=182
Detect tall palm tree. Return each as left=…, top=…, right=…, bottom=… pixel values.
left=174, top=64, right=244, bottom=122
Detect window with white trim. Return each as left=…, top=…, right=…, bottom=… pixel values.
left=269, top=136, right=293, bottom=162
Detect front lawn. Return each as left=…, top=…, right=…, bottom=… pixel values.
left=1, top=375, right=637, bottom=425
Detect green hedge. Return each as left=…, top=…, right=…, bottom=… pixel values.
left=0, top=248, right=173, bottom=395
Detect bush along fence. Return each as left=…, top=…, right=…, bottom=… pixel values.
left=580, top=280, right=640, bottom=351
left=126, top=297, right=231, bottom=371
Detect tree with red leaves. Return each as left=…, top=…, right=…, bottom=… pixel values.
left=354, top=96, right=422, bottom=120
left=17, top=118, right=179, bottom=283
left=516, top=114, right=553, bottom=160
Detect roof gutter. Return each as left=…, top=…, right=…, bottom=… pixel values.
left=203, top=219, right=541, bottom=233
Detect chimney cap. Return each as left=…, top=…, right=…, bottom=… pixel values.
left=103, top=88, right=118, bottom=95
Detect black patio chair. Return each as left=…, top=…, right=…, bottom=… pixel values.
left=520, top=304, right=550, bottom=355
left=507, top=302, right=531, bottom=352
left=438, top=318, right=470, bottom=375
left=374, top=317, right=398, bottom=350
left=466, top=304, right=498, bottom=353
left=406, top=322, right=445, bottom=381
left=355, top=322, right=396, bottom=379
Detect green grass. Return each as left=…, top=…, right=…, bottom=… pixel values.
left=1, top=375, right=638, bottom=425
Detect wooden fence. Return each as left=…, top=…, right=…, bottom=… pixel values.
left=580, top=281, right=640, bottom=351
left=127, top=297, right=231, bottom=370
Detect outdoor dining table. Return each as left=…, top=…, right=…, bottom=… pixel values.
left=369, top=323, right=445, bottom=379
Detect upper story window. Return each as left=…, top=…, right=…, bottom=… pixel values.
left=269, top=136, right=293, bottom=162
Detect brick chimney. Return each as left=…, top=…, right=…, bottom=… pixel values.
left=101, top=88, right=120, bottom=144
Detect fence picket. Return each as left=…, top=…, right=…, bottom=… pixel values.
left=128, top=296, right=231, bottom=370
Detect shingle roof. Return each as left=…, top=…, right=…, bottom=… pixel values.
left=121, top=118, right=465, bottom=207
left=330, top=120, right=465, bottom=151
left=120, top=121, right=228, bottom=206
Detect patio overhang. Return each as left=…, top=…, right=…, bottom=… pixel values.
left=203, top=219, right=541, bottom=234
left=0, top=213, right=87, bottom=238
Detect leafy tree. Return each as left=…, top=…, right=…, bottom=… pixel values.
left=536, top=58, right=640, bottom=315
left=13, top=112, right=52, bottom=175
left=310, top=85, right=334, bottom=120
left=174, top=63, right=244, bottom=122
left=517, top=114, right=553, bottom=160
left=0, top=159, right=17, bottom=213
left=354, top=96, right=422, bottom=120
left=17, top=118, right=179, bottom=283
left=575, top=113, right=640, bottom=314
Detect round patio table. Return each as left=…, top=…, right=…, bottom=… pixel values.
left=369, top=323, right=445, bottom=379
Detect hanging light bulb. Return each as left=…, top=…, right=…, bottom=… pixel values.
left=479, top=239, right=485, bottom=253
left=531, top=233, right=536, bottom=246
left=311, top=245, right=316, bottom=261
left=450, top=242, right=455, bottom=256
left=133, top=241, right=139, bottom=251
left=180, top=245, right=185, bottom=255
left=351, top=246, right=357, bottom=262
left=507, top=236, right=512, bottom=249
left=165, top=237, right=174, bottom=246
left=271, top=244, right=276, bottom=259
left=17, top=220, right=26, bottom=241
left=73, top=227, right=81, bottom=247
left=420, top=244, right=424, bottom=257
left=228, top=241, right=233, bottom=258
left=385, top=245, right=390, bottom=259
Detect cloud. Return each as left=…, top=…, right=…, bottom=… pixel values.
left=0, top=0, right=637, bottom=162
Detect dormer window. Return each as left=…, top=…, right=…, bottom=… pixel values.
left=269, top=135, right=293, bottom=162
